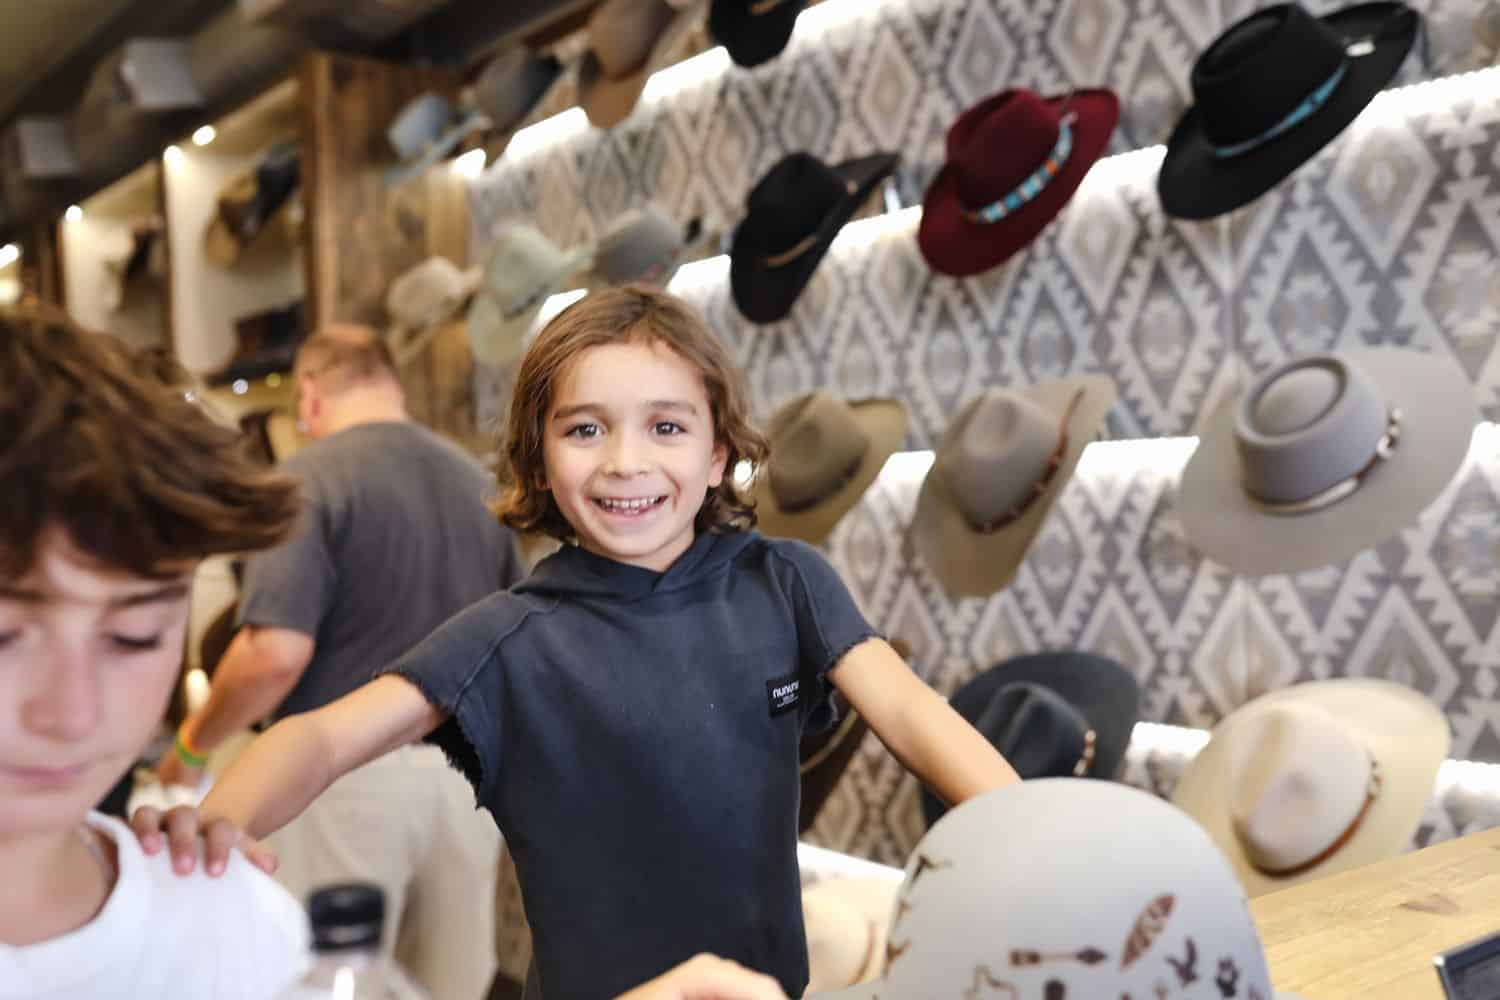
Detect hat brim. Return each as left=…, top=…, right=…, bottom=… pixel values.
left=911, top=375, right=1117, bottom=598
left=1158, top=3, right=1418, bottom=219
left=1177, top=349, right=1476, bottom=578
left=918, top=89, right=1120, bottom=278
left=465, top=247, right=592, bottom=367
left=579, top=2, right=704, bottom=129
left=203, top=215, right=243, bottom=269
left=1171, top=679, right=1448, bottom=898
left=920, top=651, right=1142, bottom=827
left=753, top=399, right=908, bottom=544
left=730, top=152, right=898, bottom=325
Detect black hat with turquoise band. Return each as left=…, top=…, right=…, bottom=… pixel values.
left=1158, top=2, right=1419, bottom=220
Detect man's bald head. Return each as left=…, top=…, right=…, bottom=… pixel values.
left=294, top=324, right=399, bottom=395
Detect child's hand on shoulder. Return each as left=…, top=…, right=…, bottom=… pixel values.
left=128, top=804, right=279, bottom=878
left=615, top=954, right=787, bottom=1000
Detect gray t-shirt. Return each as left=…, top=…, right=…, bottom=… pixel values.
left=239, top=420, right=523, bottom=720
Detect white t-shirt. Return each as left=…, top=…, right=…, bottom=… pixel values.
left=0, top=812, right=309, bottom=999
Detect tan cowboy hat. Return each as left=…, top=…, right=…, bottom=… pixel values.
left=752, top=392, right=908, bottom=544
left=385, top=256, right=482, bottom=362
left=911, top=375, right=1116, bottom=598
left=1172, top=678, right=1449, bottom=898
left=578, top=0, right=706, bottom=129
left=820, top=779, right=1303, bottom=999
left=1179, top=348, right=1476, bottom=577
left=802, top=877, right=899, bottom=994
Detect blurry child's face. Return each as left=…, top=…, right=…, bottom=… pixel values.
left=543, top=339, right=728, bottom=572
left=0, top=525, right=192, bottom=840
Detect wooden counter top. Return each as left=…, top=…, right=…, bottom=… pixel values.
left=1250, top=825, right=1500, bottom=998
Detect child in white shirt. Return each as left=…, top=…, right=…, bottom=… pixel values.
left=0, top=306, right=309, bottom=999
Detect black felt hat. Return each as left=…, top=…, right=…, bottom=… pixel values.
left=708, top=0, right=807, bottom=68
left=729, top=151, right=897, bottom=324
left=921, top=651, right=1142, bottom=828
left=1158, top=2, right=1419, bottom=220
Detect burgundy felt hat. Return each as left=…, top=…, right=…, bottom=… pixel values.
left=918, top=88, right=1120, bottom=278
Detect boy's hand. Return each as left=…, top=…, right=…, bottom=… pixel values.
left=128, top=804, right=279, bottom=878
left=615, top=954, right=788, bottom=1000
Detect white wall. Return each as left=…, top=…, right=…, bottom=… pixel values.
left=163, top=144, right=303, bottom=377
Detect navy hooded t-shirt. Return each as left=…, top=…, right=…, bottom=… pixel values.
left=387, top=528, right=879, bottom=1000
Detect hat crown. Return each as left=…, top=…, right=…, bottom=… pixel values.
left=1191, top=3, right=1348, bottom=150
left=387, top=93, right=460, bottom=159
left=744, top=154, right=853, bottom=254
left=765, top=392, right=870, bottom=510
left=980, top=682, right=1092, bottom=778
left=1226, top=703, right=1376, bottom=874
left=590, top=0, right=676, bottom=77
left=873, top=781, right=1275, bottom=996
left=945, top=90, right=1066, bottom=212
left=937, top=389, right=1062, bottom=526
left=1233, top=353, right=1390, bottom=506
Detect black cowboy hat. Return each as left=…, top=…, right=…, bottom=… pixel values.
left=921, top=651, right=1141, bottom=828
left=730, top=151, right=897, bottom=324
left=1158, top=2, right=1419, bottom=220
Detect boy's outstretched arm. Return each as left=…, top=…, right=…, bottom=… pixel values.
left=131, top=673, right=445, bottom=876
left=830, top=638, right=1020, bottom=808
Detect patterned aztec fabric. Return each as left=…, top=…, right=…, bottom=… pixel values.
left=467, top=0, right=1500, bottom=879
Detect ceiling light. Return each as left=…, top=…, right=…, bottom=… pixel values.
left=191, top=125, right=216, bottom=147
left=65, top=205, right=82, bottom=222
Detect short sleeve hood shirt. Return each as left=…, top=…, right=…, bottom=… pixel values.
left=390, top=529, right=878, bottom=1000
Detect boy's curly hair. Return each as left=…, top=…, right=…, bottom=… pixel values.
left=0, top=305, right=301, bottom=579
left=498, top=285, right=768, bottom=541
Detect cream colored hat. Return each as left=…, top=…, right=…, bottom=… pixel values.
left=819, top=779, right=1302, bottom=999
left=1172, top=678, right=1449, bottom=898
left=753, top=391, right=908, bottom=544
left=385, top=256, right=482, bottom=361
left=1179, top=349, right=1475, bottom=577
left=911, top=375, right=1116, bottom=597
left=803, top=877, right=900, bottom=993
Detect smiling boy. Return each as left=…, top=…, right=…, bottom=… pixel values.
left=0, top=306, right=308, bottom=999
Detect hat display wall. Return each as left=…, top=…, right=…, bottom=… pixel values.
left=1158, top=2, right=1420, bottom=220
left=465, top=225, right=593, bottom=367
left=803, top=878, right=900, bottom=994
left=730, top=151, right=898, bottom=324
left=709, top=0, right=808, bottom=68
left=589, top=205, right=701, bottom=288
left=911, top=375, right=1117, bottom=598
left=1178, top=348, right=1476, bottom=577
left=578, top=0, right=706, bottom=129
left=203, top=143, right=301, bottom=268
left=1172, top=679, right=1448, bottom=898
left=753, top=391, right=908, bottom=544
left=919, top=651, right=1141, bottom=828
left=818, top=779, right=1302, bottom=999
left=919, top=88, right=1120, bottom=278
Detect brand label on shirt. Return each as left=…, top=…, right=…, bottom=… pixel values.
left=767, top=672, right=800, bottom=716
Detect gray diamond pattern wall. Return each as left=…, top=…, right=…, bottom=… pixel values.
left=466, top=0, right=1500, bottom=866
